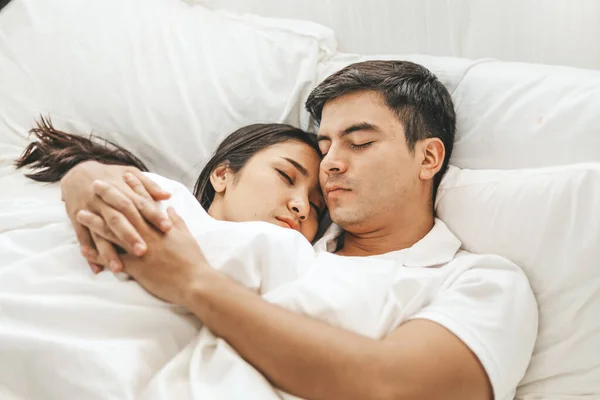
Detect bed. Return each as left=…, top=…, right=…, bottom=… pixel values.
left=1, top=0, right=599, bottom=398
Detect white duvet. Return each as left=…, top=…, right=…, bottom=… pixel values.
left=0, top=170, right=418, bottom=400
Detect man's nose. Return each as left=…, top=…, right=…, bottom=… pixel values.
left=321, top=149, right=347, bottom=175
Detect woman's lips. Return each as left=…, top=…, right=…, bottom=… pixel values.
left=276, top=217, right=298, bottom=231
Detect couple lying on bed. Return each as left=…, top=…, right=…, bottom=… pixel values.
left=16, top=60, right=537, bottom=400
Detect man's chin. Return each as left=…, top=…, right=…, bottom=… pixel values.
left=329, top=208, right=361, bottom=228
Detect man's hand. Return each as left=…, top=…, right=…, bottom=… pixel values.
left=121, top=207, right=209, bottom=305
left=79, top=200, right=209, bottom=305
left=61, top=161, right=171, bottom=272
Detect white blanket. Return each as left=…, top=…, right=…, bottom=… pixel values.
left=0, top=171, right=426, bottom=399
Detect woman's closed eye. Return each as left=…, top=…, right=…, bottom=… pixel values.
left=276, top=168, right=322, bottom=218
left=276, top=169, right=294, bottom=185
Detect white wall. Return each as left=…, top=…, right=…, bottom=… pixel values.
left=203, top=0, right=600, bottom=70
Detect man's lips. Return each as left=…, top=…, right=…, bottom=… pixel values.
left=325, top=185, right=350, bottom=197
left=276, top=217, right=299, bottom=231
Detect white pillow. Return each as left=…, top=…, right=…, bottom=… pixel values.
left=0, top=0, right=335, bottom=187
left=451, top=62, right=600, bottom=170
left=436, top=164, right=600, bottom=398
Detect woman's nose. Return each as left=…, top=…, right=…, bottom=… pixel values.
left=290, top=197, right=309, bottom=221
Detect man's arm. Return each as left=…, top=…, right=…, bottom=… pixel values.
left=78, top=177, right=536, bottom=400
left=103, top=204, right=489, bottom=400
left=181, top=258, right=537, bottom=400
left=77, top=184, right=489, bottom=399
left=182, top=268, right=493, bottom=400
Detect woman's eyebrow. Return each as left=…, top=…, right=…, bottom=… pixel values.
left=281, top=157, right=308, bottom=177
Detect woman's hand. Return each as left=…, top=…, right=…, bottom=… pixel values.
left=61, top=161, right=171, bottom=272
left=80, top=202, right=211, bottom=306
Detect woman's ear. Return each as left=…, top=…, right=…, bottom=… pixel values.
left=418, top=138, right=445, bottom=181
left=209, top=164, right=230, bottom=193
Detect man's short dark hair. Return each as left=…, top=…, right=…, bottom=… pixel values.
left=305, top=60, right=456, bottom=201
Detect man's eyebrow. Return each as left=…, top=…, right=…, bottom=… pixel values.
left=317, top=122, right=380, bottom=141
left=281, top=157, right=308, bottom=177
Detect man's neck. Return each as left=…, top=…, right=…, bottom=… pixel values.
left=336, top=213, right=435, bottom=257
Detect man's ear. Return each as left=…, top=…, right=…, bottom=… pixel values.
left=418, top=138, right=445, bottom=181
left=209, top=163, right=230, bottom=194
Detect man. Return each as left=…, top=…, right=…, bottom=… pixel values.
left=61, top=60, right=537, bottom=399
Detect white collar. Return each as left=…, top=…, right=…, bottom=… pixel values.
left=313, top=218, right=461, bottom=267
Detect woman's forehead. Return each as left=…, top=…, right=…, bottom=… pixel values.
left=263, top=141, right=320, bottom=164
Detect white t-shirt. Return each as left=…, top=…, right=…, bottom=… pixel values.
left=308, top=221, right=539, bottom=400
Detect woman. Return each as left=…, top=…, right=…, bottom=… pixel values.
left=16, top=117, right=328, bottom=272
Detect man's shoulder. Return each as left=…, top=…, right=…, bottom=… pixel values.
left=447, top=249, right=522, bottom=272
left=410, top=248, right=538, bottom=400
left=437, top=249, right=533, bottom=297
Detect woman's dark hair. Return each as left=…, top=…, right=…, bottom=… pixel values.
left=16, top=119, right=324, bottom=213
left=15, top=116, right=148, bottom=182
left=193, top=123, right=320, bottom=209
